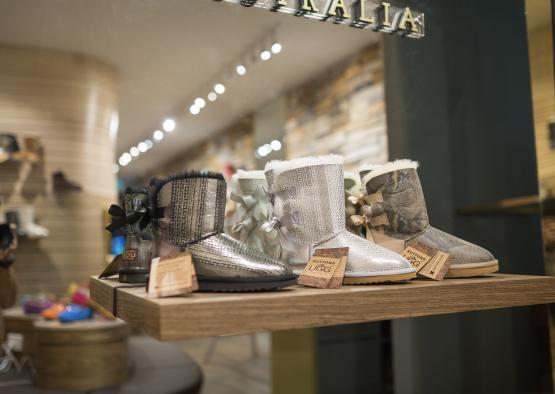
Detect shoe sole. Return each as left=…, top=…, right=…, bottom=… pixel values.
left=198, top=278, right=298, bottom=292
left=444, top=260, right=499, bottom=278
left=342, top=271, right=417, bottom=285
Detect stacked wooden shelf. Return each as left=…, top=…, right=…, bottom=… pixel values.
left=90, top=274, right=555, bottom=341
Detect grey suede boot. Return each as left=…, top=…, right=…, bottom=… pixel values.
left=150, top=171, right=296, bottom=292
left=265, top=155, right=415, bottom=284
left=101, top=187, right=153, bottom=283
left=359, top=160, right=499, bottom=278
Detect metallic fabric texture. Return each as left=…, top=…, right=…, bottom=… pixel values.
left=265, top=156, right=413, bottom=276
left=226, top=171, right=281, bottom=259
left=123, top=188, right=153, bottom=274
left=151, top=171, right=293, bottom=281
left=362, top=164, right=496, bottom=266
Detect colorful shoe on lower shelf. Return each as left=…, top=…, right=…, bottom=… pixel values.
left=23, top=296, right=53, bottom=315
left=58, top=304, right=93, bottom=323
left=41, top=303, right=66, bottom=320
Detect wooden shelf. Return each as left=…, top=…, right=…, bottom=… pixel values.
left=90, top=274, right=555, bottom=341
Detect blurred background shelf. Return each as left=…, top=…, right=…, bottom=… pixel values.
left=90, top=274, right=555, bottom=341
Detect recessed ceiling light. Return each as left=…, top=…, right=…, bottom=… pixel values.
left=271, top=140, right=282, bottom=151
left=214, top=83, right=226, bottom=95
left=138, top=142, right=148, bottom=153
left=162, top=118, right=176, bottom=132
left=190, top=105, right=200, bottom=115
left=236, top=65, right=247, bottom=76
left=130, top=147, right=140, bottom=157
left=153, top=130, right=164, bottom=141
left=113, top=164, right=120, bottom=173
left=145, top=139, right=153, bottom=149
left=260, top=50, right=271, bottom=61
left=208, top=92, right=218, bottom=102
left=119, top=153, right=132, bottom=166
left=194, top=97, right=206, bottom=109
left=271, top=43, right=282, bottom=54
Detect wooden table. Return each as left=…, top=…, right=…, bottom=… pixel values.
left=90, top=274, right=555, bottom=341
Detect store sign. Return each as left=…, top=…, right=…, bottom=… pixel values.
left=222, top=0, right=425, bottom=38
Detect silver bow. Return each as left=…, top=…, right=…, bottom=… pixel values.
left=227, top=186, right=281, bottom=259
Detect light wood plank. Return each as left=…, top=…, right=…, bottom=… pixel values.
left=90, top=274, right=555, bottom=341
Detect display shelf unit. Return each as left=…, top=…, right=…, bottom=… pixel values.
left=90, top=274, right=555, bottom=341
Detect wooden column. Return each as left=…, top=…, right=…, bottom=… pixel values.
left=0, top=46, right=118, bottom=296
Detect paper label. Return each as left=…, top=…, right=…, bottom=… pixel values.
left=148, top=252, right=194, bottom=298
left=401, top=243, right=433, bottom=271
left=419, top=250, right=453, bottom=281
left=298, top=247, right=349, bottom=288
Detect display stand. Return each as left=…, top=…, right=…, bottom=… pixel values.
left=90, top=274, right=555, bottom=341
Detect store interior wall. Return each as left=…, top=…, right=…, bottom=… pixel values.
left=384, top=0, right=553, bottom=393
left=0, top=46, right=117, bottom=296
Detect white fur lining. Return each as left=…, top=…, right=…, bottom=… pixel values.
left=265, top=154, right=343, bottom=178
left=360, top=159, right=419, bottom=184
left=234, top=169, right=266, bottom=180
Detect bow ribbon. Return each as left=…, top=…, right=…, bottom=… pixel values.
left=227, top=186, right=281, bottom=259
left=349, top=192, right=390, bottom=230
left=106, top=196, right=152, bottom=240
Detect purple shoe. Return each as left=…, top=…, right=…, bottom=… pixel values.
left=23, top=297, right=53, bottom=314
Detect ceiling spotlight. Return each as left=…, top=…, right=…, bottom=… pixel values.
left=236, top=64, right=247, bottom=76
left=119, top=152, right=132, bottom=166
left=194, top=97, right=206, bottom=109
left=162, top=118, right=176, bottom=132
left=130, top=147, right=140, bottom=157
left=153, top=130, right=164, bottom=141
left=190, top=104, right=201, bottom=115
left=145, top=139, right=154, bottom=149
left=257, top=146, right=267, bottom=157
left=138, top=142, right=148, bottom=153
left=271, top=43, right=282, bottom=54
left=260, top=50, right=271, bottom=61
left=271, top=139, right=282, bottom=151
left=113, top=164, right=120, bottom=174
left=214, top=83, right=226, bottom=95
left=208, top=92, right=218, bottom=102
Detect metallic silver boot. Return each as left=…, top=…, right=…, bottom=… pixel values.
left=359, top=160, right=499, bottom=278
left=101, top=187, right=153, bottom=283
left=265, top=155, right=415, bottom=284
left=226, top=170, right=281, bottom=259
left=150, top=171, right=296, bottom=292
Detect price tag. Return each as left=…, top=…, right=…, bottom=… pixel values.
left=298, top=247, right=349, bottom=288
left=401, top=241, right=434, bottom=271
left=148, top=252, right=196, bottom=298
left=418, top=250, right=453, bottom=281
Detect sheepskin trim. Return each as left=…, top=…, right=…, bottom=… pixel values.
left=360, top=159, right=419, bottom=184
left=124, top=186, right=150, bottom=196
left=234, top=169, right=266, bottom=180
left=264, top=154, right=343, bottom=178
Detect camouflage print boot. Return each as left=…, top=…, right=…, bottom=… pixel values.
left=359, top=160, right=499, bottom=278
left=101, top=187, right=153, bottom=283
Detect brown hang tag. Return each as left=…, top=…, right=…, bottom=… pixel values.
left=401, top=241, right=436, bottom=272
left=298, top=247, right=349, bottom=289
left=418, top=250, right=453, bottom=281
left=148, top=252, right=194, bottom=298
left=328, top=255, right=348, bottom=289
